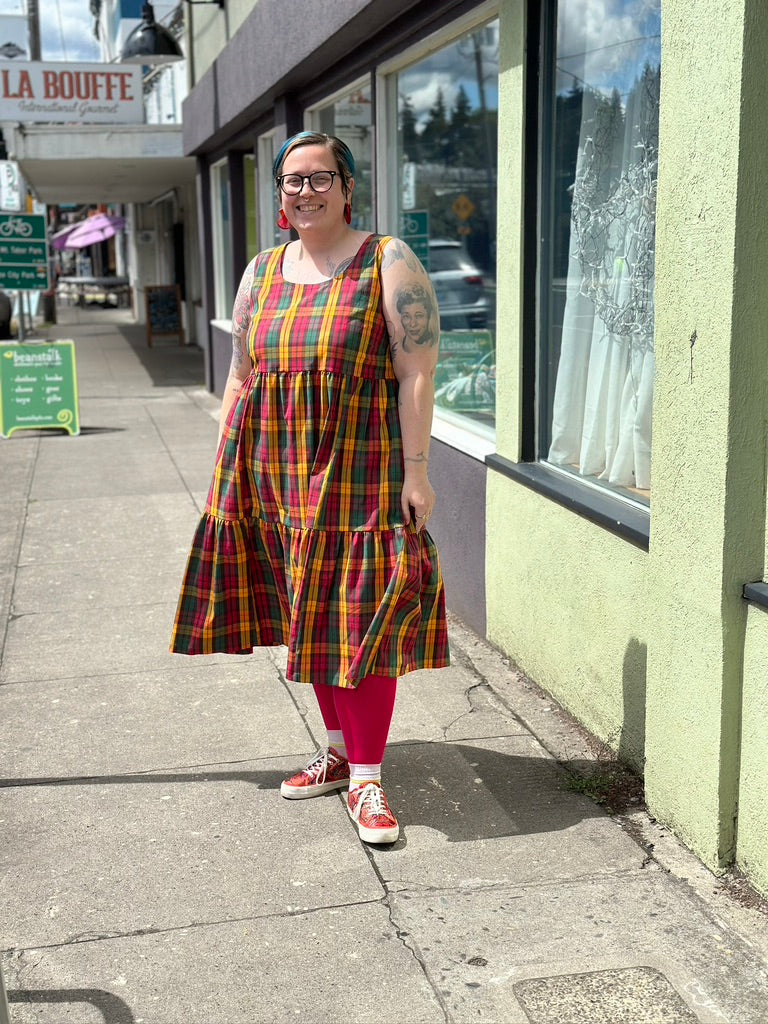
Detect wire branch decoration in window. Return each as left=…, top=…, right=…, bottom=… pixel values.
left=569, top=70, right=660, bottom=349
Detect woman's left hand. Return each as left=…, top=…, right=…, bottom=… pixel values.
left=402, top=473, right=435, bottom=532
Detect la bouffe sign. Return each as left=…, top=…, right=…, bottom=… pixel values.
left=0, top=62, right=143, bottom=124
left=0, top=341, right=80, bottom=438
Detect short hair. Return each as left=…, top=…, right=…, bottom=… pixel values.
left=396, top=284, right=431, bottom=315
left=273, top=132, right=356, bottom=196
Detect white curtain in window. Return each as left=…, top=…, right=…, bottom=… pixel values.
left=548, top=68, right=659, bottom=491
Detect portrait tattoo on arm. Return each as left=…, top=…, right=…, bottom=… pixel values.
left=395, top=284, right=439, bottom=352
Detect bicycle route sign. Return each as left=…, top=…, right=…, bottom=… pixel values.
left=0, top=340, right=80, bottom=437
left=0, top=213, right=49, bottom=290
left=401, top=210, right=430, bottom=270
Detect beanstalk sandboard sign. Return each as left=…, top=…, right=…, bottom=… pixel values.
left=0, top=340, right=80, bottom=437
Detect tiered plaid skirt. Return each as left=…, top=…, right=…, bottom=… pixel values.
left=170, top=235, right=449, bottom=687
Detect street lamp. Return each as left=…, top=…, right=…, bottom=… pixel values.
left=120, top=1, right=224, bottom=65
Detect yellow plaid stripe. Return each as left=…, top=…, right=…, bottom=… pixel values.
left=171, top=234, right=449, bottom=685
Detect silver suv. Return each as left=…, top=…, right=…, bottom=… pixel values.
left=428, top=240, right=489, bottom=330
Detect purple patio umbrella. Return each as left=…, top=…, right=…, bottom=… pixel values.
left=51, top=222, right=84, bottom=250
left=64, top=213, right=126, bottom=250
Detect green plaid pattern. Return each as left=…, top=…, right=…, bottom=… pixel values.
left=171, top=234, right=449, bottom=687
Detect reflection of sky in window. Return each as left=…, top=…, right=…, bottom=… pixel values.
left=556, top=0, right=660, bottom=99
left=398, top=22, right=499, bottom=127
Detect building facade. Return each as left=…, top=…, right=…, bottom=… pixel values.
left=1, top=0, right=197, bottom=338
left=182, top=0, right=768, bottom=898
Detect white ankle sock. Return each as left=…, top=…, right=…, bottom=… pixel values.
left=327, top=730, right=346, bottom=757
left=349, top=763, right=381, bottom=787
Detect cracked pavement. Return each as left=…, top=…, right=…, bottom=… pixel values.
left=2, top=308, right=768, bottom=1023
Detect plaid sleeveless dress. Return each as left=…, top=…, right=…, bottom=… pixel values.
left=171, top=233, right=449, bottom=687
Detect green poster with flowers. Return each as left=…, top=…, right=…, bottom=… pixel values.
left=0, top=341, right=80, bottom=437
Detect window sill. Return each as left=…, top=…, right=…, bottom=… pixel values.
left=743, top=582, right=768, bottom=611
left=485, top=454, right=650, bottom=550
left=432, top=411, right=495, bottom=461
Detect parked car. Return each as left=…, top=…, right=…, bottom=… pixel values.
left=428, top=239, right=489, bottom=330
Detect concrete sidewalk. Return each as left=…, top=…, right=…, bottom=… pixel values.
left=1, top=307, right=767, bottom=1024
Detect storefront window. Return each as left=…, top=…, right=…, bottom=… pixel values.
left=541, top=0, right=661, bottom=504
left=307, top=82, right=373, bottom=230
left=244, top=154, right=258, bottom=260
left=257, top=132, right=283, bottom=252
left=390, top=20, right=499, bottom=435
left=211, top=160, right=233, bottom=318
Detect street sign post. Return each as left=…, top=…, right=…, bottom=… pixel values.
left=0, top=213, right=49, bottom=290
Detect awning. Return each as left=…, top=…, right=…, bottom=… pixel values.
left=3, top=124, right=196, bottom=205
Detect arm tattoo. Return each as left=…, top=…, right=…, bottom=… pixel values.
left=231, top=332, right=245, bottom=373
left=232, top=276, right=252, bottom=338
left=404, top=451, right=428, bottom=464
left=231, top=260, right=255, bottom=373
left=394, top=283, right=439, bottom=352
left=385, top=317, right=400, bottom=363
left=382, top=239, right=425, bottom=275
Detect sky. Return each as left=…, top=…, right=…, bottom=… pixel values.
left=1, top=0, right=101, bottom=62
left=556, top=0, right=660, bottom=97
left=398, top=22, right=500, bottom=129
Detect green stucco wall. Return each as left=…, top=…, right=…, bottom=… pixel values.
left=490, top=0, right=768, bottom=891
left=487, top=479, right=649, bottom=769
left=644, top=0, right=768, bottom=873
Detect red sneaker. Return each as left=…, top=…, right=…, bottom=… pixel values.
left=347, top=782, right=400, bottom=844
left=280, top=747, right=349, bottom=799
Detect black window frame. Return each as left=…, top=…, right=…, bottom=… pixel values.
left=486, top=0, right=650, bottom=552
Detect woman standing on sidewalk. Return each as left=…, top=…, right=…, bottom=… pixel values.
left=171, top=132, right=449, bottom=844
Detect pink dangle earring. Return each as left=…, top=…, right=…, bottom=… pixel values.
left=344, top=202, right=352, bottom=225
left=277, top=209, right=291, bottom=230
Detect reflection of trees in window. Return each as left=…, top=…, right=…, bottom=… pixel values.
left=569, top=65, right=660, bottom=347
left=397, top=31, right=499, bottom=272
left=399, top=84, right=497, bottom=172
left=400, top=96, right=420, bottom=162
left=446, top=85, right=476, bottom=167
left=554, top=86, right=586, bottom=277
left=420, top=89, right=450, bottom=164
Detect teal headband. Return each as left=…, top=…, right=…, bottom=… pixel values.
left=273, top=132, right=356, bottom=181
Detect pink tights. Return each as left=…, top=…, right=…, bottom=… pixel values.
left=313, top=675, right=397, bottom=764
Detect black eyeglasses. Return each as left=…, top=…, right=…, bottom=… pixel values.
left=277, top=171, right=338, bottom=195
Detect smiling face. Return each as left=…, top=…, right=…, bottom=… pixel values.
left=279, top=143, right=351, bottom=234
left=400, top=301, right=430, bottom=343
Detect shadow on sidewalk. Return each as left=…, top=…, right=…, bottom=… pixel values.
left=8, top=988, right=135, bottom=1024
left=0, top=743, right=609, bottom=843
left=116, top=326, right=206, bottom=390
